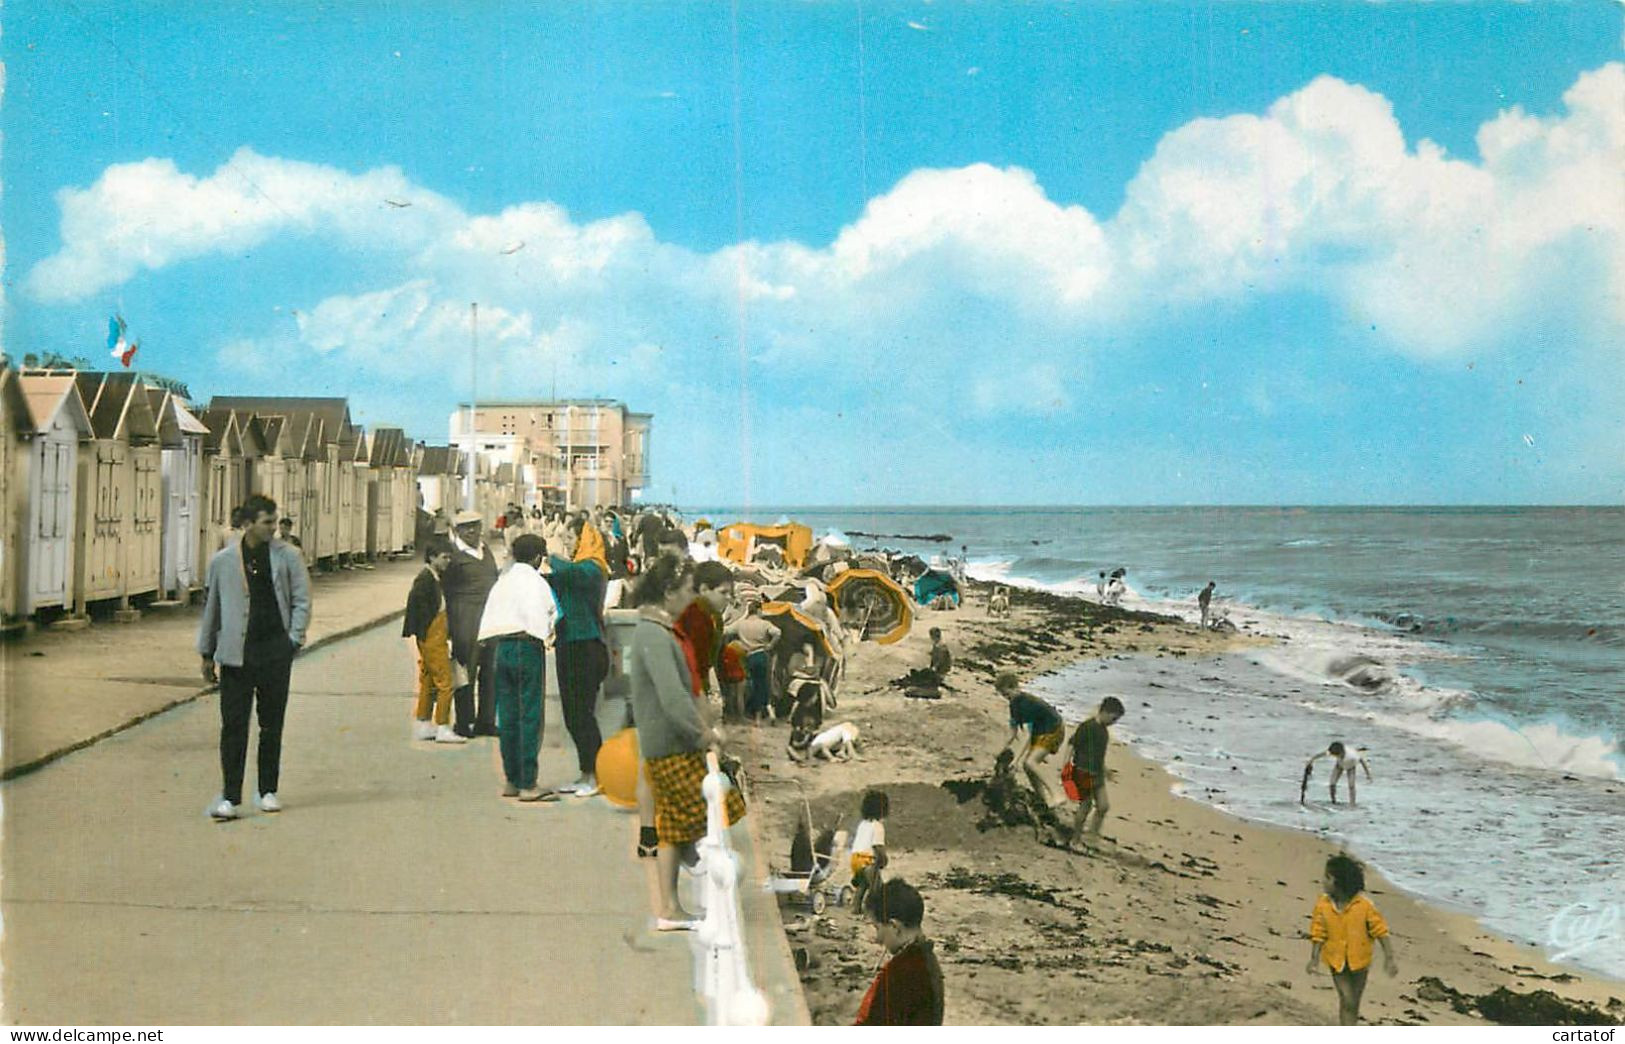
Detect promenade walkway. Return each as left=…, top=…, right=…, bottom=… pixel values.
left=0, top=566, right=805, bottom=1025
left=1, top=560, right=424, bottom=778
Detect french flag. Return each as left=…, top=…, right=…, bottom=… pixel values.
left=106, top=315, right=138, bottom=368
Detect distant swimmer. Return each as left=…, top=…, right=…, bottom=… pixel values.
left=1302, top=742, right=1372, bottom=806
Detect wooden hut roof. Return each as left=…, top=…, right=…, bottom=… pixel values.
left=0, top=368, right=31, bottom=435
left=418, top=445, right=464, bottom=475
left=198, top=408, right=243, bottom=455
left=145, top=388, right=211, bottom=447
left=78, top=373, right=161, bottom=443
left=17, top=374, right=94, bottom=436
left=210, top=396, right=356, bottom=453
left=368, top=426, right=410, bottom=468
left=251, top=415, right=289, bottom=456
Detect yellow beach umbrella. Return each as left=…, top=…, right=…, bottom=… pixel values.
left=828, top=568, right=913, bottom=645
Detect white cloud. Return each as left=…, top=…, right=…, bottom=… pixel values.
left=25, top=148, right=459, bottom=302
left=1109, top=65, right=1625, bottom=352
left=27, top=64, right=1625, bottom=410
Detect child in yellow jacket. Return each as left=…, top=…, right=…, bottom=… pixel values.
left=1306, top=853, right=1399, bottom=1024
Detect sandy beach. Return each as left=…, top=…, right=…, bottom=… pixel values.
left=734, top=584, right=1625, bottom=1026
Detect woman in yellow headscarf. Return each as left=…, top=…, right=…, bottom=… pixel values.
left=544, top=517, right=610, bottom=795
left=573, top=519, right=610, bottom=574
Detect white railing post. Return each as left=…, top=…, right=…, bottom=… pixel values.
left=695, top=752, right=770, bottom=1026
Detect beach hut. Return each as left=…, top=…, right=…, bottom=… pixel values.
left=146, top=387, right=210, bottom=601
left=365, top=426, right=414, bottom=556
left=0, top=368, right=25, bottom=624
left=244, top=414, right=290, bottom=512
left=391, top=438, right=417, bottom=552
left=71, top=372, right=162, bottom=612
left=8, top=374, right=94, bottom=618
left=292, top=414, right=324, bottom=564
left=332, top=421, right=363, bottom=562
left=346, top=427, right=370, bottom=561
left=415, top=445, right=462, bottom=520
left=198, top=408, right=249, bottom=557
left=211, top=397, right=356, bottom=562
left=718, top=522, right=815, bottom=570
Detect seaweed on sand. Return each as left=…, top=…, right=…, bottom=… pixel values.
left=1413, top=976, right=1618, bottom=1026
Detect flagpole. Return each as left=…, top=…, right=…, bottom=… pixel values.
left=466, top=302, right=478, bottom=506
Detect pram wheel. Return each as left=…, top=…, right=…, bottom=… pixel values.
left=837, top=885, right=853, bottom=908
left=810, top=890, right=827, bottom=915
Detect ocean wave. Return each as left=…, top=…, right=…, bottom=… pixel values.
left=1397, top=715, right=1624, bottom=782
left=1374, top=611, right=1625, bottom=647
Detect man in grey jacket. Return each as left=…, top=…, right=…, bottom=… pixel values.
left=198, top=494, right=312, bottom=821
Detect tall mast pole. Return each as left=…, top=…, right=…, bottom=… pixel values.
left=465, top=302, right=478, bottom=505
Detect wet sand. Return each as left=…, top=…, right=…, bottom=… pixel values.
left=732, top=585, right=1625, bottom=1025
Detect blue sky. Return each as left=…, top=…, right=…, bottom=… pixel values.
left=4, top=1, right=1622, bottom=506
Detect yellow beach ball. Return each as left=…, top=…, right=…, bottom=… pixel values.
left=595, top=727, right=641, bottom=809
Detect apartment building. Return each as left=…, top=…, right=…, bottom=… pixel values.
left=449, top=399, right=651, bottom=511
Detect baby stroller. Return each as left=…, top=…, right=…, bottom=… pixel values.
left=764, top=785, right=852, bottom=914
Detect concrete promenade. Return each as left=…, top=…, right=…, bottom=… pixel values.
left=0, top=562, right=806, bottom=1025
left=1, top=560, right=426, bottom=778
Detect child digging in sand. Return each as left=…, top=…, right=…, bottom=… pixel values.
left=1306, top=853, right=1398, bottom=1025
left=1063, top=696, right=1125, bottom=848
left=996, top=672, right=1066, bottom=810
left=849, top=789, right=890, bottom=915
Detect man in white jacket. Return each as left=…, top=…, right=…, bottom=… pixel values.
left=477, top=534, right=559, bottom=801
left=198, top=494, right=311, bottom=821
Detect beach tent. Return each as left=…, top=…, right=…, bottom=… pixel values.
left=717, top=522, right=814, bottom=570
left=912, top=568, right=960, bottom=607
left=828, top=568, right=912, bottom=645
left=761, top=601, right=841, bottom=712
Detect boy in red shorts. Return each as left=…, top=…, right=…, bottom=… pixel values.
left=1065, top=696, right=1125, bottom=847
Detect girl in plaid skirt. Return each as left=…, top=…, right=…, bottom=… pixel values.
left=628, top=557, right=745, bottom=930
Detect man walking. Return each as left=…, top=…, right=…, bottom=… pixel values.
left=1198, top=581, right=1216, bottom=629
left=478, top=534, right=559, bottom=801
left=443, top=510, right=501, bottom=738
left=198, top=494, right=311, bottom=821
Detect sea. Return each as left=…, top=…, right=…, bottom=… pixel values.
left=686, top=505, right=1625, bottom=981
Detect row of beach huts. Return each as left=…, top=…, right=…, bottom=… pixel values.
left=0, top=369, right=502, bottom=631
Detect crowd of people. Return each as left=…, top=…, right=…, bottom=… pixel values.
left=195, top=496, right=1388, bottom=1025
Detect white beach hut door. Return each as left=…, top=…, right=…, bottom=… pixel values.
left=163, top=444, right=200, bottom=591
left=133, top=451, right=161, bottom=584
left=178, top=442, right=199, bottom=584
left=29, top=432, right=75, bottom=609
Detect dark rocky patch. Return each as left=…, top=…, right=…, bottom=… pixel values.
left=1414, top=976, right=1618, bottom=1025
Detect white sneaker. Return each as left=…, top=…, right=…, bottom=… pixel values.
left=209, top=798, right=238, bottom=821
left=434, top=725, right=468, bottom=744
left=257, top=792, right=281, bottom=813
left=555, top=780, right=583, bottom=795
left=570, top=778, right=600, bottom=798
left=412, top=720, right=437, bottom=741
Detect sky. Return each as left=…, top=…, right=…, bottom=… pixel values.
left=3, top=1, right=1622, bottom=507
